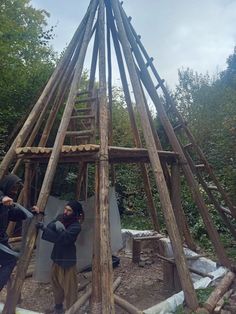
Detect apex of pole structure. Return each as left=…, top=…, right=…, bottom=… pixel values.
left=1, top=0, right=235, bottom=313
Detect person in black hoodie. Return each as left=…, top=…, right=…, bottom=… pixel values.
left=36, top=200, right=83, bottom=314
left=0, top=174, right=36, bottom=291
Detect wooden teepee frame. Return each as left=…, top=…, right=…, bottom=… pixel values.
left=1, top=0, right=235, bottom=313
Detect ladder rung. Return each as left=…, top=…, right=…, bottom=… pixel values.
left=220, top=206, right=232, bottom=215
left=166, top=105, right=172, bottom=113
left=75, top=135, right=91, bottom=140
left=155, top=79, right=165, bottom=90
left=207, top=185, right=218, bottom=191
left=71, top=115, right=95, bottom=120
left=77, top=91, right=90, bottom=97
left=195, top=164, right=205, bottom=169
left=184, top=143, right=193, bottom=150
left=145, top=57, right=154, bottom=68
left=76, top=97, right=97, bottom=104
left=66, top=130, right=94, bottom=136
left=173, top=123, right=184, bottom=131
left=76, top=108, right=92, bottom=113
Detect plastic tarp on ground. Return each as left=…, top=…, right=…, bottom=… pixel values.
left=0, top=303, right=42, bottom=314
left=121, top=230, right=227, bottom=314
left=35, top=187, right=122, bottom=282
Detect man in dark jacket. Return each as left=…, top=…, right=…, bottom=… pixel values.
left=37, top=200, right=83, bottom=314
left=0, top=174, right=32, bottom=291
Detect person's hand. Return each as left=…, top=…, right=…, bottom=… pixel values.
left=2, top=196, right=13, bottom=206
left=54, top=221, right=65, bottom=232
left=31, top=206, right=40, bottom=214
left=35, top=222, right=45, bottom=231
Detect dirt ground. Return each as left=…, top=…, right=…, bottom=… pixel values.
left=0, top=249, right=171, bottom=314
left=1, top=248, right=236, bottom=313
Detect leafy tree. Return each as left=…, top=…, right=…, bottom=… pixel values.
left=173, top=47, right=236, bottom=237
left=0, top=0, right=56, bottom=153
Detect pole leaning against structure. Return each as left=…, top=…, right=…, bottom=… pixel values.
left=110, top=0, right=199, bottom=310
left=119, top=2, right=231, bottom=269
left=2, top=2, right=99, bottom=313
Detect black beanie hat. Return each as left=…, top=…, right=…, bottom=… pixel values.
left=67, top=200, right=83, bottom=217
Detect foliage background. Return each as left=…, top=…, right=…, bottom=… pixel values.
left=0, top=0, right=235, bottom=251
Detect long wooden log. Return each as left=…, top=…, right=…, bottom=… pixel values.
left=66, top=277, right=121, bottom=314
left=107, top=4, right=160, bottom=231
left=91, top=164, right=102, bottom=313
left=114, top=295, right=143, bottom=314
left=88, top=29, right=99, bottom=92
left=111, top=0, right=199, bottom=310
left=204, top=271, right=235, bottom=312
left=106, top=12, right=115, bottom=185
left=213, top=289, right=233, bottom=314
left=2, top=3, right=99, bottom=314
left=0, top=7, right=91, bottom=180
left=95, top=1, right=114, bottom=312
left=119, top=3, right=231, bottom=269
left=171, top=162, right=196, bottom=250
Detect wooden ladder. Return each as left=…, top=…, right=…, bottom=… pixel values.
left=66, top=90, right=98, bottom=145
left=65, top=89, right=98, bottom=201
left=126, top=18, right=236, bottom=238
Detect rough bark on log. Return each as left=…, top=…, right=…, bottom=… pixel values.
left=66, top=277, right=121, bottom=314
left=204, top=271, right=235, bottom=312
left=214, top=289, right=233, bottom=313
left=114, top=294, right=143, bottom=314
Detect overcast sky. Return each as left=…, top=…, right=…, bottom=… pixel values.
left=31, top=0, right=236, bottom=88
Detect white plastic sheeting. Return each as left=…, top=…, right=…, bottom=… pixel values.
left=121, top=230, right=227, bottom=314
left=0, top=303, right=42, bottom=314
left=35, top=187, right=123, bottom=282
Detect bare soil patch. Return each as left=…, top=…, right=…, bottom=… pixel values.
left=0, top=251, right=171, bottom=313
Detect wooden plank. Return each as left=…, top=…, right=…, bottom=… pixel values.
left=112, top=0, right=199, bottom=310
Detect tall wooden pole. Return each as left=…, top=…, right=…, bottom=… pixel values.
left=170, top=162, right=196, bottom=250
left=92, top=0, right=115, bottom=312
left=2, top=2, right=99, bottom=313
left=91, top=164, right=102, bottom=313
left=106, top=2, right=160, bottom=231
left=110, top=0, right=199, bottom=310
left=119, top=3, right=231, bottom=268
left=88, top=28, right=99, bottom=92
left=0, top=8, right=91, bottom=180
left=106, top=11, right=115, bottom=186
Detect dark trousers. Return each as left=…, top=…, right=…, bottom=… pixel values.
left=0, top=243, right=17, bottom=291
left=0, top=259, right=16, bottom=290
